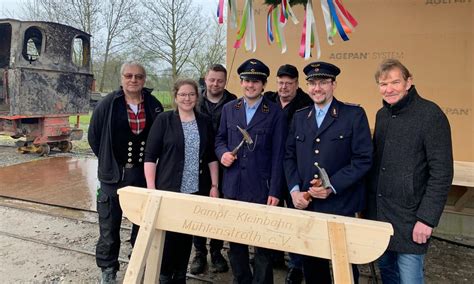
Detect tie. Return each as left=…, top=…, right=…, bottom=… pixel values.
left=316, top=109, right=324, bottom=127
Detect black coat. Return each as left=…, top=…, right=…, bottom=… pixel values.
left=144, top=110, right=217, bottom=195
left=198, top=89, right=237, bottom=133
left=366, top=86, right=453, bottom=254
left=88, top=88, right=163, bottom=184
left=284, top=98, right=373, bottom=216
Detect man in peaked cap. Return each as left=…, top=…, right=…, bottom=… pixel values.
left=215, top=58, right=287, bottom=284
left=284, top=61, right=373, bottom=284
left=264, top=64, right=312, bottom=284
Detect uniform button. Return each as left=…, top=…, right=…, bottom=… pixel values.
left=138, top=158, right=142, bottom=162
left=128, top=142, right=133, bottom=146
left=199, top=170, right=202, bottom=174
left=315, top=150, right=320, bottom=154
left=382, top=167, right=386, bottom=171
left=139, top=153, right=143, bottom=157
left=378, top=194, right=382, bottom=197
left=296, top=136, right=299, bottom=139
left=128, top=147, right=132, bottom=151
left=141, top=141, right=146, bottom=145
left=140, top=147, right=144, bottom=151
left=392, top=115, right=397, bottom=118
left=314, top=174, right=319, bottom=179
left=316, top=138, right=321, bottom=143
left=339, top=135, right=344, bottom=139
left=127, top=158, right=132, bottom=162
left=199, top=159, right=202, bottom=163
left=128, top=153, right=132, bottom=157
left=313, top=162, right=319, bottom=166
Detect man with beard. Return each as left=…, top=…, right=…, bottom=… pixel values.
left=284, top=61, right=372, bottom=284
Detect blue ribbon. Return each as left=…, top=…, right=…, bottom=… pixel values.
left=327, top=0, right=349, bottom=41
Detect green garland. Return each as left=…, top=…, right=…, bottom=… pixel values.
left=264, top=0, right=308, bottom=7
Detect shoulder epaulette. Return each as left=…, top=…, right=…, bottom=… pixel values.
left=296, top=105, right=311, bottom=112
left=343, top=102, right=360, bottom=107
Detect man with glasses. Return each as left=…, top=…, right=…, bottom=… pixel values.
left=190, top=64, right=236, bottom=275
left=88, top=62, right=163, bottom=283
left=284, top=61, right=372, bottom=284
left=216, top=58, right=286, bottom=284
left=264, top=64, right=312, bottom=284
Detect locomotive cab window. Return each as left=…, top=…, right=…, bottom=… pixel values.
left=22, top=27, right=42, bottom=63
left=0, top=23, right=12, bottom=68
left=72, top=36, right=90, bottom=68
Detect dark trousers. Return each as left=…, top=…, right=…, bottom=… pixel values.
left=160, top=232, right=193, bottom=284
left=96, top=167, right=145, bottom=270
left=228, top=242, right=273, bottom=284
left=302, top=256, right=359, bottom=284
left=193, top=236, right=224, bottom=256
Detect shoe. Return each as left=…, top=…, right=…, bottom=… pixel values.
left=190, top=254, right=207, bottom=274
left=101, top=267, right=117, bottom=284
left=286, top=267, right=304, bottom=284
left=211, top=251, right=229, bottom=273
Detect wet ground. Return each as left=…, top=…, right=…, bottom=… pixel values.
left=0, top=143, right=473, bottom=283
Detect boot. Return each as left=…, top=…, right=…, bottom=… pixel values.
left=190, top=253, right=207, bottom=274
left=101, top=267, right=117, bottom=284
left=211, top=251, right=229, bottom=273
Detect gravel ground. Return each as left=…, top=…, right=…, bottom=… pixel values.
left=0, top=133, right=473, bottom=283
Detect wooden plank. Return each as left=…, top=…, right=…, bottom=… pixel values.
left=118, top=186, right=393, bottom=264
left=123, top=195, right=162, bottom=284
left=328, top=222, right=353, bottom=284
left=453, top=161, right=474, bottom=187
left=144, top=229, right=165, bottom=283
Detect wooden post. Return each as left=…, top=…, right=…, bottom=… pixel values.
left=328, top=221, right=353, bottom=284
left=123, top=194, right=163, bottom=284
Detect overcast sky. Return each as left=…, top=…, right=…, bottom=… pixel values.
left=0, top=0, right=218, bottom=19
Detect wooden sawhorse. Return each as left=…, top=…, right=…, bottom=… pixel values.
left=118, top=186, right=393, bottom=284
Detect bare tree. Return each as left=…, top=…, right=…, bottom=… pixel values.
left=98, top=0, right=138, bottom=91
left=188, top=18, right=226, bottom=78
left=138, top=0, right=206, bottom=81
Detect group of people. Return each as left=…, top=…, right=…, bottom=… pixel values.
left=89, top=58, right=453, bottom=284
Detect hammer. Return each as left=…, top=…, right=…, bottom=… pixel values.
left=231, top=126, right=253, bottom=156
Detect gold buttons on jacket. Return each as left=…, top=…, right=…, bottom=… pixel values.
left=316, top=138, right=320, bottom=143
left=315, top=150, right=320, bottom=154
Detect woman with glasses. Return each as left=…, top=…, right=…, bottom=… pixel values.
left=144, top=79, right=218, bottom=283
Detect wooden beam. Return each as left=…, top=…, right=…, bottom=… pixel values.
left=119, top=186, right=393, bottom=265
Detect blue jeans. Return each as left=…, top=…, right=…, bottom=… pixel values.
left=378, top=250, right=425, bottom=284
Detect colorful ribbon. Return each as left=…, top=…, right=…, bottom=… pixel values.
left=234, top=0, right=257, bottom=52
left=299, top=1, right=321, bottom=59
left=217, top=0, right=224, bottom=24
left=266, top=4, right=287, bottom=53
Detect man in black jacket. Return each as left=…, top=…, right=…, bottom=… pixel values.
left=367, top=59, right=453, bottom=283
left=264, top=64, right=312, bottom=284
left=190, top=64, right=236, bottom=275
left=88, top=62, right=163, bottom=284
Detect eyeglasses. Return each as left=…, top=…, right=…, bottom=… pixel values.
left=277, top=81, right=296, bottom=87
left=307, top=80, right=333, bottom=88
left=122, top=73, right=145, bottom=80
left=177, top=93, right=197, bottom=98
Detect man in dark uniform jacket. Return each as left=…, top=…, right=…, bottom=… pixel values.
left=284, top=61, right=372, bottom=284
left=366, top=59, right=453, bottom=283
left=215, top=58, right=287, bottom=284
left=264, top=64, right=312, bottom=283
left=190, top=64, right=236, bottom=275
left=88, top=62, right=163, bottom=284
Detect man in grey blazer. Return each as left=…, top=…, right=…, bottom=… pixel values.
left=366, top=59, right=453, bottom=284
